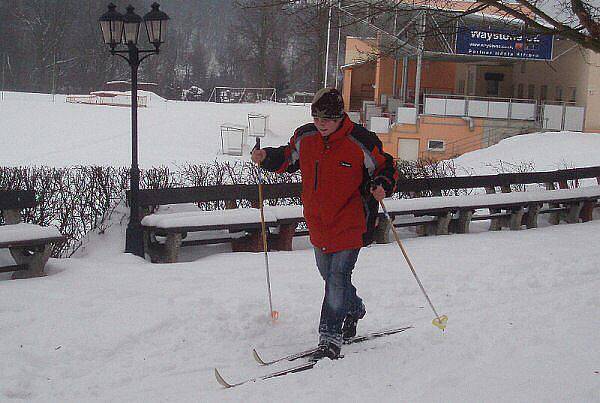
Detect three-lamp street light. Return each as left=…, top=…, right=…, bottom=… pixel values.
left=99, top=2, right=169, bottom=257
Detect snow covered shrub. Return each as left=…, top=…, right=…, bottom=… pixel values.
left=0, top=162, right=301, bottom=258
left=0, top=166, right=126, bottom=257
left=395, top=158, right=471, bottom=197
left=484, top=160, right=536, bottom=191
left=142, top=166, right=181, bottom=189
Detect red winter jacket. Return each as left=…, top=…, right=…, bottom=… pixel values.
left=261, top=115, right=398, bottom=253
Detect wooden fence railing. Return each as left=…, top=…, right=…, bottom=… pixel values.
left=135, top=166, right=600, bottom=208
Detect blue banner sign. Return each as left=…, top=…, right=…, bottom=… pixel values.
left=456, top=28, right=553, bottom=60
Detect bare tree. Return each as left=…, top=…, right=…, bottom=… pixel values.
left=480, top=0, right=600, bottom=53
left=5, top=0, right=77, bottom=92
left=0, top=0, right=238, bottom=97
left=218, top=1, right=292, bottom=92
left=243, top=1, right=600, bottom=55
left=237, top=0, right=332, bottom=92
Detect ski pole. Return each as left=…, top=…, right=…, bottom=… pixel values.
left=379, top=200, right=447, bottom=331
left=255, top=137, right=279, bottom=321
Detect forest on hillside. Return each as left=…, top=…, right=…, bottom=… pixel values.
left=0, top=0, right=351, bottom=99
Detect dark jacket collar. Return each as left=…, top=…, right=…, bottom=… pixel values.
left=321, top=114, right=353, bottom=144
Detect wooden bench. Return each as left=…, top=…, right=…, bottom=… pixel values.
left=0, top=190, right=65, bottom=279
left=374, top=186, right=600, bottom=242
left=136, top=166, right=600, bottom=262
left=137, top=183, right=304, bottom=263
left=374, top=166, right=600, bottom=241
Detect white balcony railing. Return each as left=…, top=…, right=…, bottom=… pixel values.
left=424, top=94, right=537, bottom=121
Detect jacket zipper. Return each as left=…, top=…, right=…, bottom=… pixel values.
left=315, top=136, right=330, bottom=192
left=314, top=161, right=319, bottom=192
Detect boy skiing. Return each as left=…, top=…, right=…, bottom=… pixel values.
left=251, top=88, right=398, bottom=360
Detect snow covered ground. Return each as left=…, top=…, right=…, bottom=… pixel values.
left=0, top=91, right=310, bottom=167
left=2, top=217, right=599, bottom=401
left=453, top=131, right=600, bottom=175
left=1, top=92, right=600, bottom=402
left=1, top=90, right=599, bottom=171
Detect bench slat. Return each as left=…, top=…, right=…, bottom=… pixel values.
left=0, top=235, right=65, bottom=249
left=181, top=237, right=241, bottom=247
left=470, top=213, right=511, bottom=221
left=137, top=183, right=302, bottom=206
left=0, top=190, right=36, bottom=210
left=0, top=223, right=64, bottom=247
left=381, top=187, right=600, bottom=216
left=396, top=166, right=600, bottom=193
left=146, top=221, right=277, bottom=234
left=0, top=264, right=28, bottom=273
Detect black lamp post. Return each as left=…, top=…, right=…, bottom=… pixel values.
left=99, top=2, right=169, bottom=257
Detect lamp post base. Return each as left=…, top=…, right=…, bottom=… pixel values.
left=125, top=223, right=145, bottom=257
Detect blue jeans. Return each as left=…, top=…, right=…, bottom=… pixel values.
left=314, top=247, right=365, bottom=347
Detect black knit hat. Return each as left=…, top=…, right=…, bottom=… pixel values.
left=311, top=88, right=345, bottom=119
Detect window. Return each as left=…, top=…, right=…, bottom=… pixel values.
left=520, top=62, right=526, bottom=74
left=517, top=83, right=524, bottom=99
left=486, top=80, right=500, bottom=96
left=556, top=86, right=563, bottom=102
left=527, top=84, right=535, bottom=99
left=540, top=85, right=548, bottom=101
left=427, top=139, right=445, bottom=152
left=458, top=80, right=465, bottom=95
left=569, top=87, right=577, bottom=103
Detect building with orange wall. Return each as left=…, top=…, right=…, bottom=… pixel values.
left=339, top=2, right=599, bottom=161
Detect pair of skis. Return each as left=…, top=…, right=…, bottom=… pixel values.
left=214, top=325, right=412, bottom=388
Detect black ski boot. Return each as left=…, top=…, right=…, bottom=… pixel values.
left=309, top=341, right=341, bottom=361
left=342, top=309, right=366, bottom=341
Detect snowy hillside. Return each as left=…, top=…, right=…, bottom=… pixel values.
left=1, top=91, right=599, bottom=172
left=0, top=91, right=310, bottom=167
left=1, top=92, right=599, bottom=402
left=453, top=131, right=600, bottom=175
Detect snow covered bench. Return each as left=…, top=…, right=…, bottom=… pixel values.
left=136, top=167, right=600, bottom=260
left=375, top=186, right=600, bottom=242
left=137, top=183, right=304, bottom=263
left=0, top=190, right=65, bottom=279
left=375, top=167, right=600, bottom=242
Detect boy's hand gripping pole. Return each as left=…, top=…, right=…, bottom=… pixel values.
left=380, top=200, right=447, bottom=331
left=255, top=138, right=279, bottom=321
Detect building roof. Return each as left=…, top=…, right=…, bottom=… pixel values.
left=340, top=59, right=373, bottom=70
